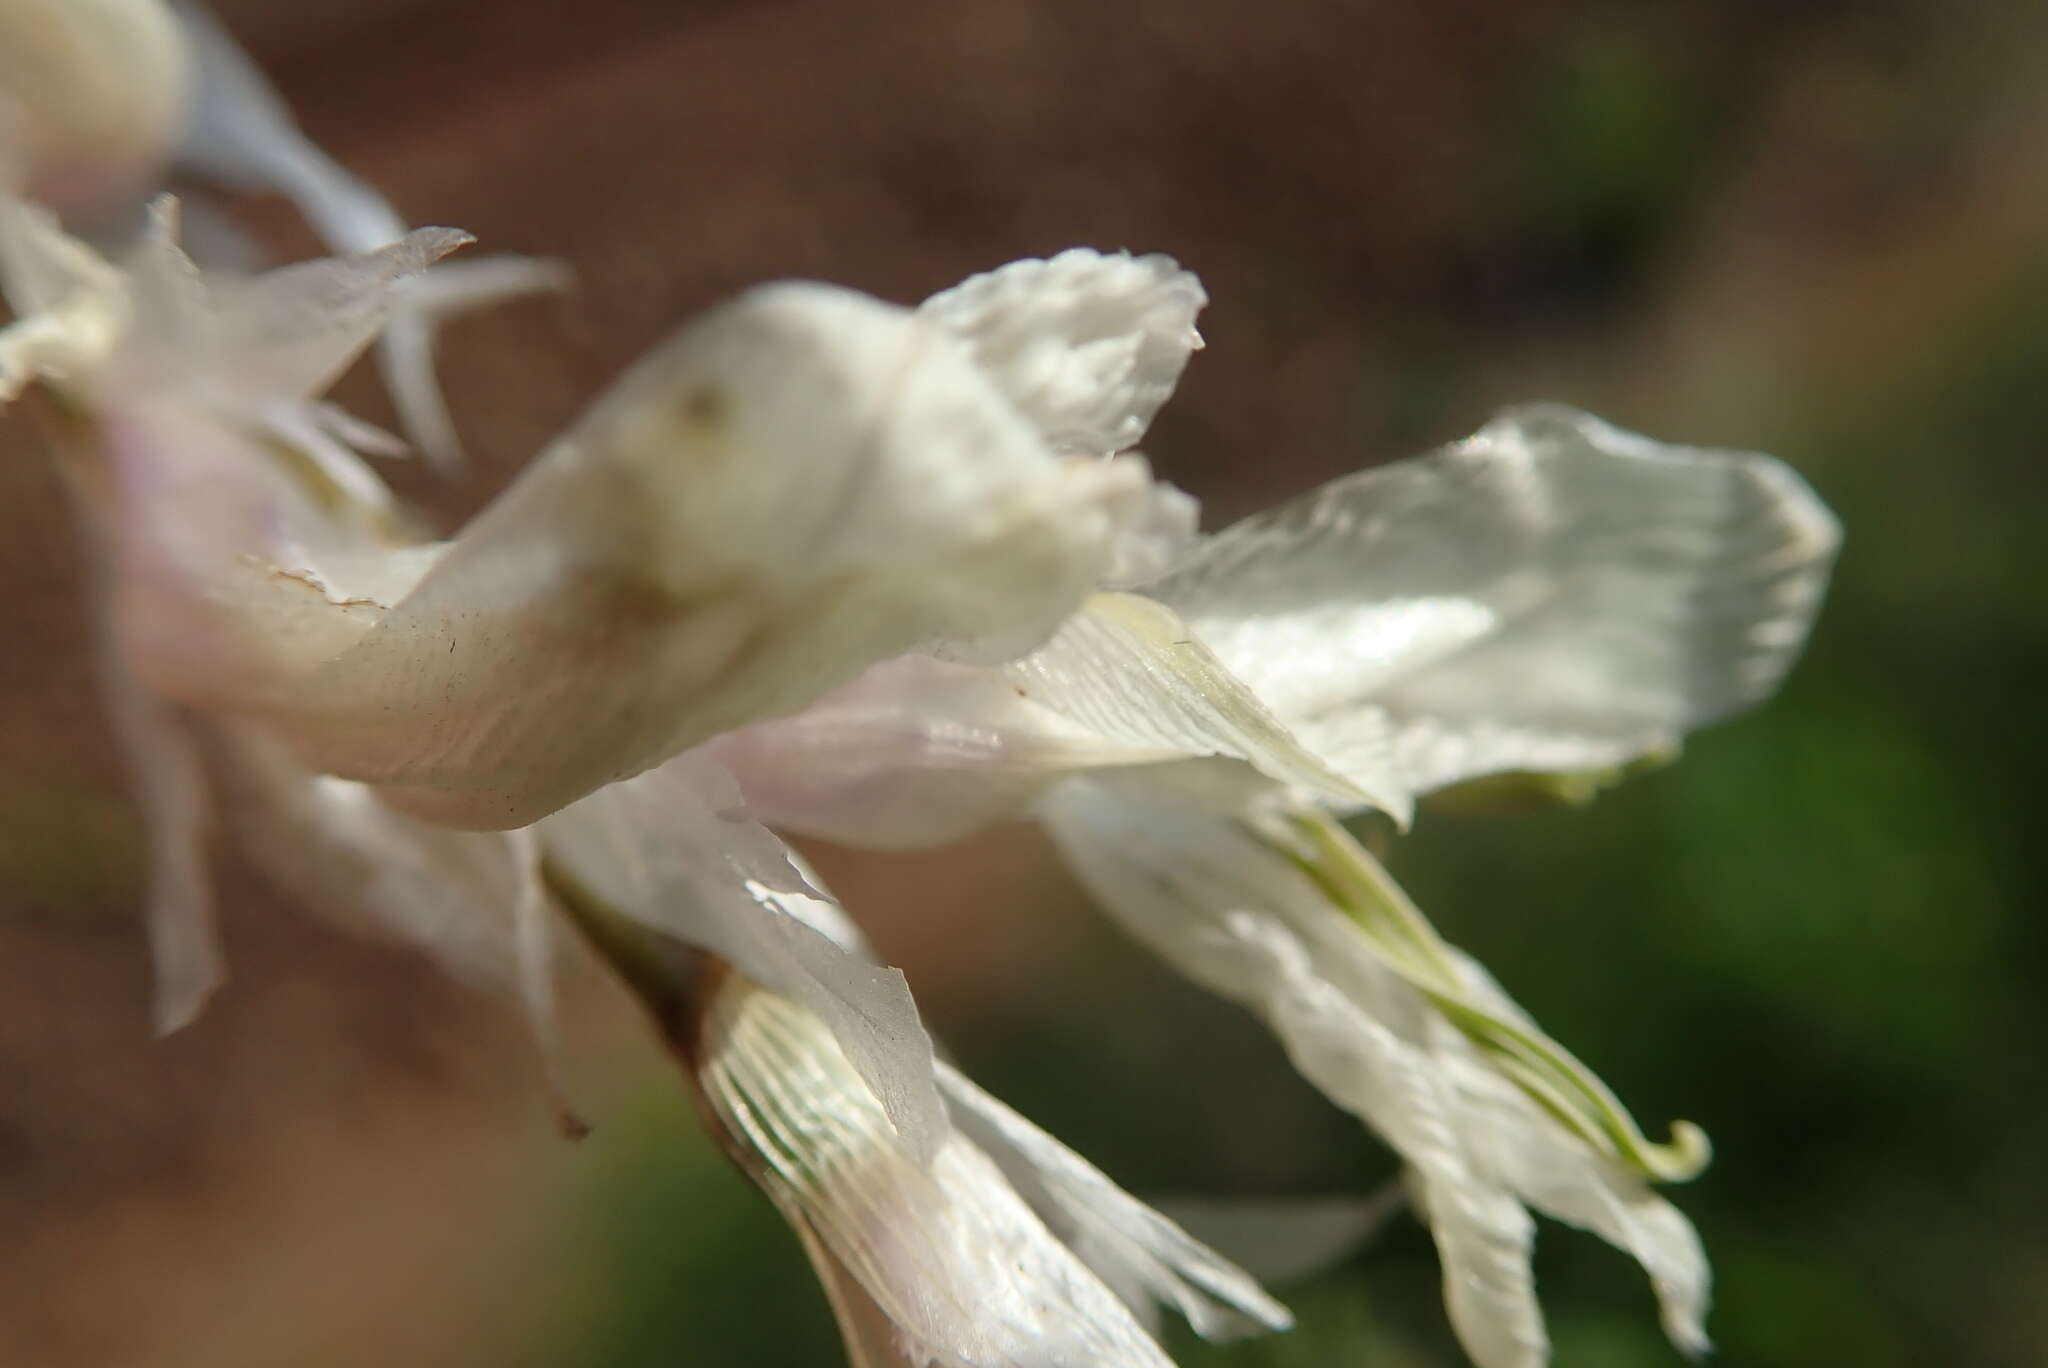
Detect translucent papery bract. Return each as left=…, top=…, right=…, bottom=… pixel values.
left=717, top=590, right=1399, bottom=850
left=1000, top=593, right=1395, bottom=813
left=538, top=753, right=949, bottom=1158
left=711, top=651, right=1181, bottom=850
left=1152, top=405, right=1841, bottom=800
left=937, top=1063, right=1292, bottom=1341
left=210, top=725, right=543, bottom=995
left=1039, top=775, right=1711, bottom=1368
left=171, top=0, right=564, bottom=468
left=274, top=283, right=1144, bottom=829
left=696, top=971, right=1197, bottom=1368
left=918, top=248, right=1207, bottom=457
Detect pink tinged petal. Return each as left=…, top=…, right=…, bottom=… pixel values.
left=713, top=652, right=1189, bottom=850
left=919, top=248, right=1207, bottom=456
left=1153, top=405, right=1841, bottom=799
left=86, top=399, right=398, bottom=708
left=278, top=282, right=1140, bottom=829
left=717, top=591, right=1388, bottom=851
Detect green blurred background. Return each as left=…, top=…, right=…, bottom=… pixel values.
left=0, top=1, right=2040, bottom=1364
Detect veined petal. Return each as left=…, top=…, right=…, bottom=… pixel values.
left=538, top=754, right=949, bottom=1159
left=1003, top=594, right=1390, bottom=811
left=718, top=591, right=1400, bottom=850
left=695, top=969, right=1189, bottom=1368
left=278, top=283, right=1144, bottom=829
left=1151, top=405, right=1841, bottom=797
left=1038, top=775, right=1709, bottom=1367
left=938, top=1062, right=1292, bottom=1341
left=919, top=248, right=1206, bottom=456
left=711, top=651, right=1193, bottom=850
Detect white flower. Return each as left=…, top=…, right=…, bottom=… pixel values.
left=2, top=156, right=1841, bottom=1365
left=4, top=196, right=1285, bottom=1364
left=710, top=361, right=1840, bottom=1362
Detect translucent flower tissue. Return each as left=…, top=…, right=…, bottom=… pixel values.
left=0, top=108, right=1839, bottom=1367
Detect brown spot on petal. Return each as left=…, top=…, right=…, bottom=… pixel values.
left=679, top=383, right=728, bottom=431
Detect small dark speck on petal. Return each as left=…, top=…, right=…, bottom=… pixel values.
left=681, top=384, right=728, bottom=429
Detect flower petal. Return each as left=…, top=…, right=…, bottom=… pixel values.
left=1002, top=593, right=1390, bottom=812
left=718, top=591, right=1397, bottom=849
left=695, top=970, right=1187, bottom=1368
left=919, top=248, right=1206, bottom=456
left=1039, top=774, right=1709, bottom=1367
left=712, top=651, right=1188, bottom=849
left=1151, top=405, right=1841, bottom=797
left=280, top=282, right=1144, bottom=828
left=938, top=1062, right=1293, bottom=1341
left=200, top=222, right=477, bottom=407
left=538, top=754, right=949, bottom=1159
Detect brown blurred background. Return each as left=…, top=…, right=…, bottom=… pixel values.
left=2, top=1, right=2043, bottom=1364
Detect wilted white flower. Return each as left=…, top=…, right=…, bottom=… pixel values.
left=1, top=110, right=1839, bottom=1364
left=709, top=260, right=1841, bottom=1364
left=2, top=193, right=1290, bottom=1364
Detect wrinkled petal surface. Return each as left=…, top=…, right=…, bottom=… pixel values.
left=1152, top=405, right=1840, bottom=797
left=1039, top=774, right=1710, bottom=1368
left=279, top=283, right=1145, bottom=828
left=720, top=591, right=1395, bottom=849
left=697, top=970, right=1200, bottom=1368
left=939, top=1062, right=1292, bottom=1341
left=539, top=753, right=949, bottom=1158
left=919, top=248, right=1206, bottom=456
